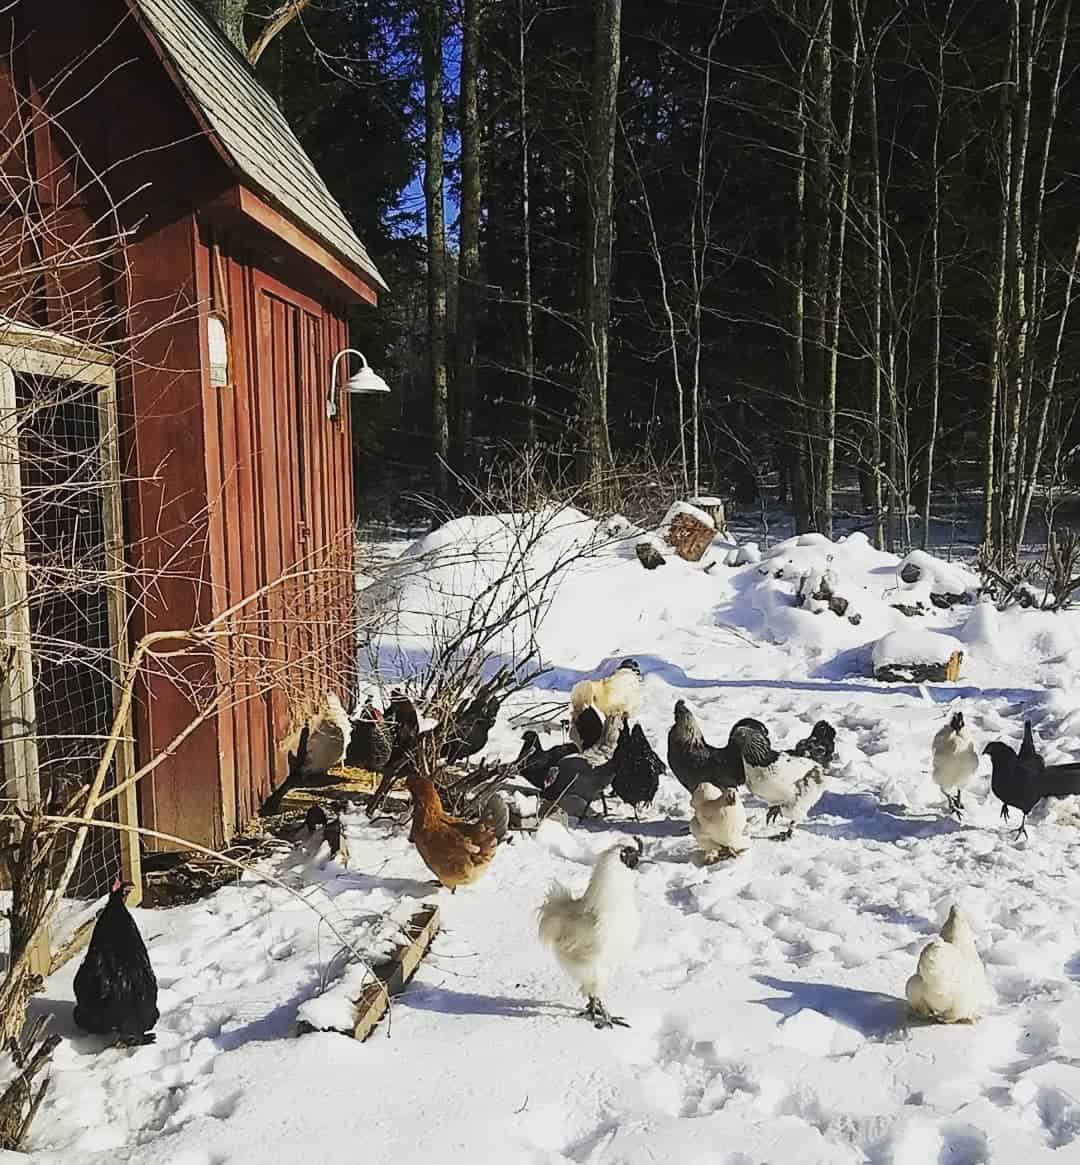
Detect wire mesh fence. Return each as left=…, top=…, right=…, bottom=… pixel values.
left=0, top=353, right=136, bottom=971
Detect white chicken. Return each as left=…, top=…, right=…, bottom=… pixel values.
left=570, top=659, right=641, bottom=721
left=730, top=725, right=826, bottom=839
left=690, top=783, right=749, bottom=862
left=931, top=711, right=979, bottom=817
left=906, top=905, right=986, bottom=1024
left=302, top=692, right=352, bottom=776
left=538, top=839, right=643, bottom=1029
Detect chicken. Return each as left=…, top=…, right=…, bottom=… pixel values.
left=579, top=712, right=625, bottom=767
left=611, top=724, right=666, bottom=818
left=931, top=711, right=979, bottom=817
left=569, top=704, right=604, bottom=752
left=442, top=693, right=501, bottom=762
left=570, top=659, right=642, bottom=721
left=303, top=692, right=352, bottom=776
left=906, top=905, right=986, bottom=1024
left=73, top=876, right=159, bottom=1045
left=345, top=698, right=393, bottom=771
left=730, top=724, right=825, bottom=839
left=667, top=700, right=768, bottom=793
left=690, top=783, right=749, bottom=862
left=538, top=839, right=644, bottom=1029
left=515, top=731, right=578, bottom=791
left=262, top=724, right=311, bottom=816
left=405, top=773, right=498, bottom=891
left=790, top=720, right=837, bottom=768
left=384, top=689, right=422, bottom=773
left=478, top=790, right=511, bottom=843
left=303, top=803, right=348, bottom=862
left=984, top=720, right=1080, bottom=839
left=543, top=715, right=628, bottom=817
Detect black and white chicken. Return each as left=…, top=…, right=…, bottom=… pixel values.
left=931, top=711, right=979, bottom=817
left=538, top=839, right=644, bottom=1029
left=667, top=700, right=768, bottom=794
left=569, top=704, right=604, bottom=752
left=789, top=720, right=837, bottom=768
left=730, top=724, right=826, bottom=839
left=73, top=876, right=159, bottom=1046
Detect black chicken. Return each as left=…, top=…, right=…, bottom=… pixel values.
left=73, top=876, right=159, bottom=1046
left=304, top=804, right=344, bottom=858
left=667, top=700, right=769, bottom=793
left=262, top=724, right=310, bottom=816
left=442, top=693, right=500, bottom=762
left=611, top=724, right=667, bottom=818
left=984, top=720, right=1080, bottom=840
left=345, top=699, right=393, bottom=770
left=570, top=705, right=604, bottom=751
left=515, top=730, right=578, bottom=791
left=789, top=720, right=837, bottom=768
left=384, top=690, right=422, bottom=772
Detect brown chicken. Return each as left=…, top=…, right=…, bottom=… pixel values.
left=405, top=773, right=498, bottom=892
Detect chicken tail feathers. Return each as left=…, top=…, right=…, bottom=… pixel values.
left=1041, top=762, right=1080, bottom=799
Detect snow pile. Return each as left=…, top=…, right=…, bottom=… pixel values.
left=28, top=510, right=1080, bottom=1165
left=659, top=500, right=716, bottom=531
left=872, top=628, right=963, bottom=669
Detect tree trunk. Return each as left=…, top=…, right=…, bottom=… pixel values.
left=857, top=5, right=885, bottom=550
left=821, top=0, right=860, bottom=539
left=456, top=0, right=482, bottom=465
left=579, top=0, right=622, bottom=501
left=790, top=0, right=812, bottom=534
left=983, top=12, right=1016, bottom=556
left=689, top=25, right=722, bottom=498
left=805, top=0, right=834, bottom=533
left=421, top=0, right=449, bottom=498
left=204, top=0, right=248, bottom=53
left=923, top=3, right=952, bottom=549
left=1001, top=0, right=1037, bottom=556
left=518, top=0, right=537, bottom=447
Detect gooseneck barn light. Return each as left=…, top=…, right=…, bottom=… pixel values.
left=327, top=347, right=390, bottom=420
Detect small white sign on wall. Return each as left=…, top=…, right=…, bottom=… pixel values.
left=208, top=313, right=229, bottom=387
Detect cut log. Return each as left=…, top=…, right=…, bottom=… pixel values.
left=665, top=511, right=716, bottom=562
left=687, top=495, right=727, bottom=533
left=872, top=630, right=964, bottom=683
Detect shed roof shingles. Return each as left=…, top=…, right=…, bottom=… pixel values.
left=132, top=0, right=386, bottom=292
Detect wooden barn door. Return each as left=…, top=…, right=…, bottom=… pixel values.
left=251, top=274, right=330, bottom=788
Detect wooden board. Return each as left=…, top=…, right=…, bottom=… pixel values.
left=276, top=766, right=381, bottom=814
left=352, top=904, right=440, bottom=1042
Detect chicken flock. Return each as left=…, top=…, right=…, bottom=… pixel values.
left=67, top=655, right=1080, bottom=1048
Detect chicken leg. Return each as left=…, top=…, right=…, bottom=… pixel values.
left=582, top=996, right=629, bottom=1030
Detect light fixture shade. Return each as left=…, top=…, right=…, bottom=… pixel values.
left=327, top=347, right=391, bottom=420
left=343, top=363, right=390, bottom=395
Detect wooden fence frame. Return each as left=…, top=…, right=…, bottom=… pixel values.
left=0, top=318, right=141, bottom=973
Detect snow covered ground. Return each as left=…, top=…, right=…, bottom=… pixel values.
left=26, top=512, right=1080, bottom=1164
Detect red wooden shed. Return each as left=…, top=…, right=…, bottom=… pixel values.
left=0, top=0, right=385, bottom=854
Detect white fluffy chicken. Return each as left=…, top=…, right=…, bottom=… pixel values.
left=906, top=905, right=986, bottom=1024
left=302, top=692, right=352, bottom=776
left=690, top=783, right=749, bottom=862
left=730, top=724, right=826, bottom=839
left=570, top=659, right=642, bottom=722
left=538, top=839, right=644, bottom=1029
left=931, top=711, right=979, bottom=817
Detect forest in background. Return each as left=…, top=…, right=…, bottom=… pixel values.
left=198, top=0, right=1080, bottom=564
